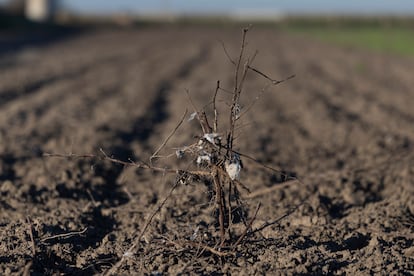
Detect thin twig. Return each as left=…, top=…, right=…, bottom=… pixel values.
left=23, top=261, right=33, bottom=276
left=212, top=144, right=286, bottom=176
left=188, top=241, right=234, bottom=257
left=239, top=83, right=271, bottom=119
left=26, top=217, right=36, bottom=256
left=185, top=89, right=203, bottom=131
left=44, top=151, right=212, bottom=179
left=213, top=169, right=226, bottom=247
left=239, top=74, right=296, bottom=121
left=234, top=28, right=248, bottom=96
left=40, top=227, right=88, bottom=242
left=249, top=65, right=295, bottom=85
left=249, top=199, right=307, bottom=236
left=176, top=240, right=235, bottom=257
left=227, top=180, right=233, bottom=241
left=232, top=202, right=261, bottom=248
left=185, top=89, right=212, bottom=134
left=104, top=181, right=180, bottom=276
left=233, top=184, right=249, bottom=227
left=220, top=40, right=236, bottom=65
left=244, top=180, right=298, bottom=199
left=178, top=240, right=206, bottom=273
left=225, top=148, right=300, bottom=182
left=86, top=189, right=99, bottom=207
left=222, top=37, right=295, bottom=86
left=228, top=27, right=250, bottom=154
left=235, top=59, right=251, bottom=104
left=150, top=109, right=188, bottom=163
left=218, top=86, right=234, bottom=95
left=213, top=80, right=220, bottom=133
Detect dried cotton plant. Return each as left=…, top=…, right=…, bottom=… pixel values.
left=45, top=27, right=295, bottom=274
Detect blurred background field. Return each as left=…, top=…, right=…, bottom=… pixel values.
left=281, top=17, right=414, bottom=57
left=1, top=0, right=414, bottom=57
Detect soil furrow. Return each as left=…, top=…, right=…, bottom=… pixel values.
left=305, top=61, right=414, bottom=131
left=1, top=27, right=413, bottom=275
left=0, top=54, right=130, bottom=107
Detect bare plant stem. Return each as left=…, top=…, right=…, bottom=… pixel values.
left=171, top=240, right=235, bottom=257
left=150, top=109, right=187, bottom=163
left=44, top=151, right=211, bottom=179
left=26, top=217, right=36, bottom=257
left=40, top=227, right=88, bottom=243
left=213, top=80, right=220, bottom=133
left=232, top=202, right=261, bottom=248
left=213, top=169, right=226, bottom=247
left=227, top=27, right=249, bottom=156
left=244, top=180, right=297, bottom=199
left=227, top=180, right=233, bottom=241
left=249, top=199, right=306, bottom=236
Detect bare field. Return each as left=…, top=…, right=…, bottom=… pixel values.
left=1, top=26, right=413, bottom=275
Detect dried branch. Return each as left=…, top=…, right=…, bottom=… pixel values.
left=40, top=227, right=88, bottom=242
left=244, top=180, right=297, bottom=199
left=177, top=240, right=235, bottom=257
left=227, top=180, right=233, bottom=241
left=213, top=168, right=226, bottom=247
left=227, top=27, right=250, bottom=155
left=150, top=109, right=188, bottom=163
left=44, top=151, right=212, bottom=179
left=232, top=202, right=261, bottom=248
left=220, top=40, right=236, bottom=65
left=249, top=199, right=306, bottom=236
left=249, top=66, right=295, bottom=85
left=186, top=89, right=212, bottom=134
left=234, top=27, right=249, bottom=96
left=26, top=217, right=36, bottom=256
left=213, top=80, right=220, bottom=133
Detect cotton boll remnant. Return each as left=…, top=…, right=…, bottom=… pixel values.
left=188, top=112, right=197, bottom=121
left=197, top=139, right=204, bottom=150
left=197, top=154, right=211, bottom=165
left=203, top=133, right=220, bottom=145
left=225, top=162, right=241, bottom=180
left=225, top=154, right=242, bottom=180
left=175, top=149, right=185, bottom=159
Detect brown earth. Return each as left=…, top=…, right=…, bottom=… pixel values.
left=0, top=26, right=413, bottom=275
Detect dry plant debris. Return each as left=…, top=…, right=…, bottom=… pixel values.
left=45, top=27, right=296, bottom=275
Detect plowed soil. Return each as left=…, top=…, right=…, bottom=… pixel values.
left=1, top=26, right=413, bottom=275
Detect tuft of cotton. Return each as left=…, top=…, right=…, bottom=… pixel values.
left=203, top=133, right=220, bottom=145
left=188, top=112, right=197, bottom=121
left=225, top=154, right=242, bottom=180
left=197, top=154, right=211, bottom=165
left=225, top=162, right=241, bottom=180
left=175, top=149, right=184, bottom=159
